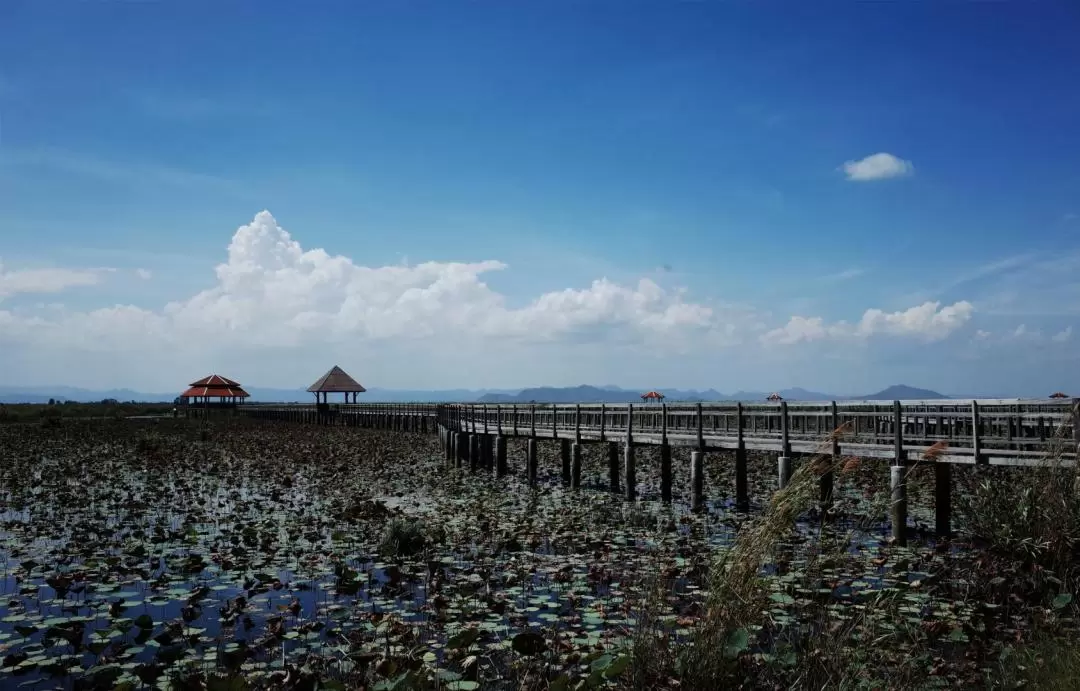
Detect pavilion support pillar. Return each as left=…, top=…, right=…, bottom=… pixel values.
left=495, top=436, right=508, bottom=477
left=571, top=442, right=582, bottom=489
left=691, top=451, right=705, bottom=511
left=456, top=432, right=466, bottom=469
left=560, top=438, right=572, bottom=485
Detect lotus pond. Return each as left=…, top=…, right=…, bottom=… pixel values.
left=1, top=418, right=1077, bottom=690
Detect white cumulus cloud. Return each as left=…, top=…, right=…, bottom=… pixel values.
left=0, top=211, right=731, bottom=353
left=762, top=300, right=974, bottom=345
left=842, top=152, right=914, bottom=182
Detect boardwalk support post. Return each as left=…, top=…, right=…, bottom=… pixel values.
left=624, top=404, right=636, bottom=500
left=660, top=403, right=672, bottom=502
left=607, top=442, right=620, bottom=494
left=482, top=434, right=494, bottom=472
left=495, top=435, right=507, bottom=477
left=822, top=401, right=838, bottom=512
left=778, top=400, right=792, bottom=490
left=571, top=442, right=582, bottom=489
left=935, top=462, right=951, bottom=537
left=691, top=451, right=705, bottom=511
left=469, top=434, right=480, bottom=473
left=892, top=465, right=908, bottom=544
left=561, top=438, right=572, bottom=485
left=735, top=403, right=748, bottom=512
left=778, top=456, right=792, bottom=490
left=892, top=400, right=908, bottom=546
left=527, top=439, right=538, bottom=485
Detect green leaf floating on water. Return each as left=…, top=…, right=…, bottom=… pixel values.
left=1052, top=593, right=1073, bottom=610
left=603, top=654, right=631, bottom=678
left=724, top=628, right=750, bottom=659
left=447, top=627, right=483, bottom=651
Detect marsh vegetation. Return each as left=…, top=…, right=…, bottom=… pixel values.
left=0, top=417, right=1077, bottom=689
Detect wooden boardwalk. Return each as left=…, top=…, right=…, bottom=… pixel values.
left=237, top=399, right=1079, bottom=542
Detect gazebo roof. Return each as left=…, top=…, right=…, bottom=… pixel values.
left=181, top=385, right=250, bottom=399
left=766, top=392, right=784, bottom=401
left=641, top=391, right=665, bottom=399
left=190, top=374, right=241, bottom=388
left=307, top=365, right=367, bottom=393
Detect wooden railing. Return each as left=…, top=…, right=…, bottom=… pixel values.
left=240, top=399, right=1079, bottom=467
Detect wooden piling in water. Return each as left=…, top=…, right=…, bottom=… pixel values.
left=624, top=404, right=636, bottom=500
left=469, top=434, right=480, bottom=472
left=660, top=404, right=672, bottom=502
left=495, top=436, right=507, bottom=477
left=526, top=438, right=538, bottom=485
left=778, top=456, right=792, bottom=490
left=891, top=465, right=907, bottom=545
left=481, top=434, right=494, bottom=471
left=735, top=402, right=748, bottom=512
left=892, top=400, right=908, bottom=546
left=935, top=462, right=951, bottom=537
left=822, top=401, right=837, bottom=512
left=691, top=451, right=704, bottom=511
left=607, top=441, right=620, bottom=494
left=560, top=438, right=572, bottom=485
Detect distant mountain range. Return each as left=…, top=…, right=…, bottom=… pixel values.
left=474, top=384, right=950, bottom=403
left=0, top=382, right=969, bottom=404
left=0, top=385, right=518, bottom=404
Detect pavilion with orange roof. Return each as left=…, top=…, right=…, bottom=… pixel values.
left=178, top=374, right=250, bottom=406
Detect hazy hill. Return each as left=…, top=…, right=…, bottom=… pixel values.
left=858, top=385, right=948, bottom=400
left=0, top=383, right=953, bottom=405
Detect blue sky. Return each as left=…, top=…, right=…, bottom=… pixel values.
left=1, top=1, right=1078, bottom=396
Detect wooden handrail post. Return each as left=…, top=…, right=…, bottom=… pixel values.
left=972, top=400, right=984, bottom=464
left=1073, top=398, right=1080, bottom=455
left=600, top=403, right=606, bottom=441
left=575, top=404, right=581, bottom=443
left=780, top=400, right=790, bottom=457
left=696, top=401, right=704, bottom=451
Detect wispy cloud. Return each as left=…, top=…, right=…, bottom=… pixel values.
left=841, top=152, right=914, bottom=182
left=0, top=261, right=113, bottom=300
left=128, top=90, right=278, bottom=120
left=135, top=268, right=153, bottom=280
left=822, top=267, right=865, bottom=282
left=3, top=147, right=252, bottom=197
